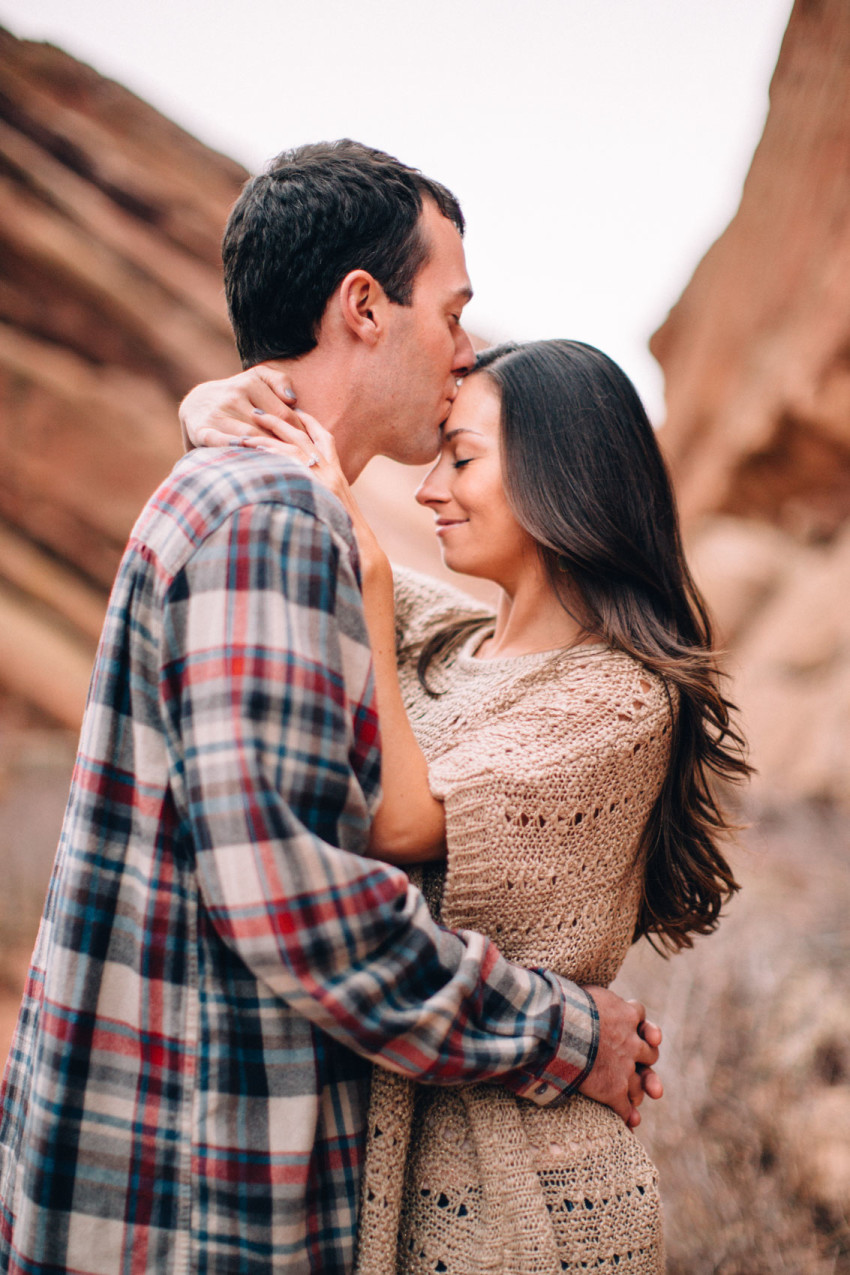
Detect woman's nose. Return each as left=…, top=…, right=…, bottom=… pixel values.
left=415, top=461, right=449, bottom=507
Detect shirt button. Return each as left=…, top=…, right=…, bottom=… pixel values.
left=535, top=1083, right=548, bottom=1095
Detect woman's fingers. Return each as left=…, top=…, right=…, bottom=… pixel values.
left=247, top=414, right=347, bottom=488
left=253, top=364, right=298, bottom=409
left=293, top=409, right=334, bottom=447
left=255, top=435, right=346, bottom=493
left=180, top=369, right=302, bottom=448
left=196, top=426, right=250, bottom=448
left=289, top=411, right=342, bottom=469
left=232, top=404, right=352, bottom=513
left=240, top=436, right=294, bottom=456
left=241, top=367, right=306, bottom=440
left=248, top=416, right=313, bottom=447
left=245, top=411, right=330, bottom=457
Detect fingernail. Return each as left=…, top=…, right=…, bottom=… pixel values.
left=253, top=407, right=266, bottom=416
left=283, top=387, right=296, bottom=401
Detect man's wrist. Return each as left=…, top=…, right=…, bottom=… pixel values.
left=502, top=977, right=600, bottom=1108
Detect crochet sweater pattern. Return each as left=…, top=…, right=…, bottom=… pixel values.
left=355, top=569, right=671, bottom=1275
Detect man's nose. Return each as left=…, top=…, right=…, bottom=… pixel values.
left=452, top=327, right=476, bottom=375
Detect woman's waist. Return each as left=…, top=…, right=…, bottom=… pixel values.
left=411, top=1083, right=656, bottom=1184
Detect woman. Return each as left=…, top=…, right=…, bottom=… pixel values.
left=190, top=339, right=748, bottom=1274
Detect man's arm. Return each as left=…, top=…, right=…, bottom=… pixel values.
left=161, top=492, right=656, bottom=1117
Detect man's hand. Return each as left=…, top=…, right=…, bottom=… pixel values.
left=578, top=987, right=662, bottom=1128
left=179, top=365, right=303, bottom=450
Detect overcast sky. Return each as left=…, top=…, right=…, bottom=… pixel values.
left=1, top=0, right=792, bottom=419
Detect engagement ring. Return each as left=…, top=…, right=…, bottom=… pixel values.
left=306, top=453, right=320, bottom=468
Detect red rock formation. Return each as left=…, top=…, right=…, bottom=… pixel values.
left=649, top=0, right=850, bottom=806
left=684, top=515, right=850, bottom=805
left=652, top=0, right=850, bottom=541
left=0, top=26, right=252, bottom=725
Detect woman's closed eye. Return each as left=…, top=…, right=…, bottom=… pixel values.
left=452, top=458, right=474, bottom=470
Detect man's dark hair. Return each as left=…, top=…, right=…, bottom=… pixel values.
left=222, top=139, right=465, bottom=367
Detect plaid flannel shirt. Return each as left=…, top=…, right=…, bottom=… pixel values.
left=0, top=448, right=598, bottom=1274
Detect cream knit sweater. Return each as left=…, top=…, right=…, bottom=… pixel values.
left=355, top=569, right=671, bottom=1275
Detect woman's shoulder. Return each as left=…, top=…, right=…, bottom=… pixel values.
left=552, top=646, right=670, bottom=715
left=492, top=646, right=673, bottom=760
left=392, top=564, right=493, bottom=649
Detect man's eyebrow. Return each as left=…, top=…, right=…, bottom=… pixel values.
left=451, top=286, right=474, bottom=305
left=443, top=427, right=483, bottom=443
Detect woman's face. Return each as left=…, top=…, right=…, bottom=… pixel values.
left=415, top=373, right=540, bottom=588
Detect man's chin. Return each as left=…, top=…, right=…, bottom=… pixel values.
left=420, top=439, right=442, bottom=464
left=386, top=438, right=441, bottom=467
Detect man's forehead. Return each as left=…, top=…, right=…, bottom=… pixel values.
left=418, top=201, right=472, bottom=291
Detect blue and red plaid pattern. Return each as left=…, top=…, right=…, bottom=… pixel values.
left=0, top=448, right=597, bottom=1273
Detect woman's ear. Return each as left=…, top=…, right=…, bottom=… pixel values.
left=336, top=269, right=386, bottom=347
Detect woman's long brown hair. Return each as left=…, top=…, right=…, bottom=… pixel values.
left=416, top=339, right=751, bottom=953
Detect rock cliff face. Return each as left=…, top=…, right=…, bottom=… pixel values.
left=0, top=25, right=246, bottom=726
left=652, top=0, right=850, bottom=806
left=652, top=0, right=850, bottom=541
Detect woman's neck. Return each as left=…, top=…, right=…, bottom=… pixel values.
left=475, top=567, right=596, bottom=660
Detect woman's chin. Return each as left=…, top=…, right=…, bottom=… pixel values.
left=439, top=549, right=491, bottom=583
left=438, top=545, right=465, bottom=575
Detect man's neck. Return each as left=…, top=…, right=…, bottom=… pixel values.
left=261, top=352, right=374, bottom=483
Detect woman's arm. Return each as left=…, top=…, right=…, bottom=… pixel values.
left=240, top=417, right=447, bottom=864
left=356, top=549, right=447, bottom=863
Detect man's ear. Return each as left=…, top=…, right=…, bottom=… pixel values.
left=336, top=270, right=388, bottom=346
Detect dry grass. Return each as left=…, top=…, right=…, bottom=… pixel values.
left=617, top=802, right=850, bottom=1273
left=1, top=733, right=848, bottom=1271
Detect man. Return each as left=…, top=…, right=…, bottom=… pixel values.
left=0, top=141, right=659, bottom=1274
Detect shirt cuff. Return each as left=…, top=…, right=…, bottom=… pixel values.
left=504, top=977, right=599, bottom=1107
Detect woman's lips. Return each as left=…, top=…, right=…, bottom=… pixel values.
left=435, top=519, right=468, bottom=536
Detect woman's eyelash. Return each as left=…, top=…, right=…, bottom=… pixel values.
left=452, top=458, right=473, bottom=470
